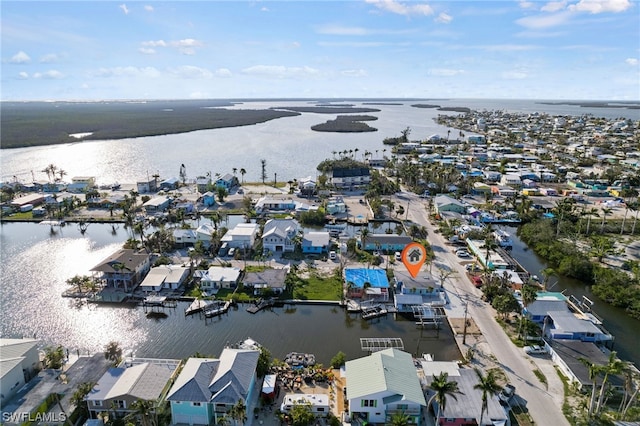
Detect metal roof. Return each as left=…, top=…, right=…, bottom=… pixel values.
left=345, top=349, right=426, bottom=406
left=167, top=358, right=219, bottom=402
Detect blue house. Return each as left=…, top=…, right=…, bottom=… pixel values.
left=362, top=234, right=412, bottom=252
left=344, top=268, right=390, bottom=301
left=301, top=231, right=330, bottom=254
left=201, top=191, right=216, bottom=208
left=167, top=347, right=260, bottom=425
left=215, top=173, right=238, bottom=190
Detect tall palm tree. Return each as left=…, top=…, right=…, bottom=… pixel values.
left=585, top=208, right=599, bottom=235
left=579, top=357, right=603, bottom=417
left=239, top=168, right=246, bottom=184
left=126, top=399, right=156, bottom=426
left=596, top=351, right=625, bottom=415
left=473, top=368, right=502, bottom=426
left=429, top=372, right=463, bottom=424
left=230, top=399, right=246, bottom=426
left=389, top=411, right=411, bottom=426
left=600, top=207, right=613, bottom=234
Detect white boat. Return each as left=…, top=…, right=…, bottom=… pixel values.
left=493, top=230, right=513, bottom=247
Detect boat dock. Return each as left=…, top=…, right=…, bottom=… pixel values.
left=204, top=301, right=231, bottom=318
left=246, top=298, right=274, bottom=314
left=361, top=305, right=388, bottom=320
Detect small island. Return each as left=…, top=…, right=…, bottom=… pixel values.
left=270, top=106, right=381, bottom=114
left=311, top=115, right=378, bottom=133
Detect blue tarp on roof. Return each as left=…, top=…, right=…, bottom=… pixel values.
left=344, top=268, right=389, bottom=289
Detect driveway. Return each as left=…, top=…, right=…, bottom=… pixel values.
left=395, top=190, right=570, bottom=426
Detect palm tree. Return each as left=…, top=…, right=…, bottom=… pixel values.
left=126, top=399, right=156, bottom=426
left=585, top=207, right=599, bottom=235
left=389, top=411, right=411, bottom=426
left=230, top=399, right=247, bottom=426
left=104, top=341, right=123, bottom=365
left=596, top=351, right=625, bottom=415
left=600, top=207, right=613, bottom=234
left=70, top=381, right=95, bottom=422
left=429, top=372, right=463, bottom=424
left=473, top=368, right=502, bottom=425
left=359, top=227, right=369, bottom=250
left=579, top=357, right=603, bottom=417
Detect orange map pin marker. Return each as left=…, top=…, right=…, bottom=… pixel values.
left=401, top=242, right=427, bottom=278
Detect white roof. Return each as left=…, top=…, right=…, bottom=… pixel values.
left=420, top=360, right=462, bottom=377
left=201, top=266, right=242, bottom=282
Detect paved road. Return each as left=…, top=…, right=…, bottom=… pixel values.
left=397, top=190, right=569, bottom=426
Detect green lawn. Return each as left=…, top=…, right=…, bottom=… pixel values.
left=292, top=272, right=342, bottom=300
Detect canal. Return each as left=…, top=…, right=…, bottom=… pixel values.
left=502, top=225, right=640, bottom=368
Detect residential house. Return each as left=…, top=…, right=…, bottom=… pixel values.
left=196, top=176, right=212, bottom=193
left=67, top=176, right=96, bottom=193
left=160, top=177, right=180, bottom=190
left=255, top=196, right=297, bottom=214
left=393, top=270, right=444, bottom=313
left=362, top=234, right=412, bottom=252
left=243, top=268, right=288, bottom=295
left=344, top=268, right=390, bottom=301
left=215, top=173, right=238, bottom=190
left=201, top=191, right=216, bottom=208
left=196, top=223, right=216, bottom=248
left=137, top=178, right=158, bottom=194
left=262, top=219, right=300, bottom=253
left=138, top=265, right=189, bottom=293
left=330, top=167, right=371, bottom=190
left=297, top=176, right=316, bottom=197
left=434, top=195, right=466, bottom=214
left=345, top=349, right=426, bottom=426
left=86, top=358, right=181, bottom=420
left=167, top=348, right=260, bottom=425
left=220, top=223, right=260, bottom=249
left=10, top=193, right=46, bottom=209
left=326, top=197, right=347, bottom=215
left=301, top=231, right=330, bottom=254
left=421, top=359, right=510, bottom=426
left=196, top=267, right=242, bottom=292
left=173, top=229, right=198, bottom=246
left=0, top=338, right=41, bottom=405
left=90, top=249, right=151, bottom=292
left=143, top=196, right=171, bottom=213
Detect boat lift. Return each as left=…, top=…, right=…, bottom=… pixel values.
left=412, top=304, right=446, bottom=328
left=360, top=337, right=404, bottom=353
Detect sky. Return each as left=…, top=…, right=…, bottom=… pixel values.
left=1, top=0, right=639, bottom=101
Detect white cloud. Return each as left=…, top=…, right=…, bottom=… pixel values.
left=170, top=39, right=203, bottom=48
left=341, top=69, right=368, bottom=77
left=40, top=53, right=59, bottom=63
left=215, top=68, right=232, bottom=77
left=568, top=0, right=632, bottom=13
left=142, top=40, right=167, bottom=47
left=138, top=48, right=156, bottom=55
left=365, top=0, right=434, bottom=16
left=18, top=71, right=29, bottom=79
left=519, top=1, right=536, bottom=8
left=502, top=70, right=528, bottom=79
left=541, top=1, right=568, bottom=12
left=435, top=12, right=453, bottom=23
left=10, top=51, right=31, bottom=64
left=261, top=7, right=269, bottom=12
left=479, top=44, right=539, bottom=51
left=144, top=5, right=154, bottom=12
left=428, top=68, right=465, bottom=76
left=316, top=25, right=370, bottom=36
left=626, top=58, right=639, bottom=66
left=168, top=65, right=213, bottom=79
left=119, top=4, right=129, bottom=15
left=33, top=70, right=64, bottom=79
left=92, top=66, right=160, bottom=78
left=241, top=65, right=321, bottom=79
left=516, top=11, right=572, bottom=28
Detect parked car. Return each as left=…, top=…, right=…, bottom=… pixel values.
left=228, top=248, right=236, bottom=257
left=499, top=384, right=516, bottom=405
left=394, top=251, right=401, bottom=261
left=456, top=250, right=471, bottom=258
left=466, top=264, right=483, bottom=273
left=471, top=275, right=483, bottom=288
left=524, top=345, right=548, bottom=355
left=329, top=251, right=337, bottom=260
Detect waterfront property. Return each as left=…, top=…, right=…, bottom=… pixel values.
left=301, top=231, right=330, bottom=254
left=138, top=265, right=189, bottom=293
left=281, top=393, right=330, bottom=414
left=195, top=266, right=242, bottom=293
left=330, top=167, right=371, bottom=190
left=220, top=223, right=260, bottom=249
left=420, top=359, right=510, bottom=426
left=167, top=347, right=259, bottom=425
left=392, top=270, right=445, bottom=313
left=90, top=249, right=151, bottom=293
left=142, top=195, right=171, bottom=213
left=243, top=268, right=288, bottom=295
left=344, top=268, right=390, bottom=301
left=362, top=234, right=413, bottom=252
left=345, top=348, right=426, bottom=426
left=0, top=338, right=41, bottom=404
left=434, top=195, right=467, bottom=214
left=86, top=358, right=181, bottom=420
left=255, top=196, right=297, bottom=213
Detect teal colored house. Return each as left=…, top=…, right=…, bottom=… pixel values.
left=362, top=234, right=412, bottom=252
left=167, top=348, right=260, bottom=425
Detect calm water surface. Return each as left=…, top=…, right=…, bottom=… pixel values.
left=0, top=222, right=459, bottom=363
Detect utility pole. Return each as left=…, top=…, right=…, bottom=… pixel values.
left=462, top=301, right=469, bottom=345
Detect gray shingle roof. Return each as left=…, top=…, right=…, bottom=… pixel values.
left=167, top=358, right=219, bottom=402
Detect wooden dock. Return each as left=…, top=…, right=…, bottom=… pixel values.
left=204, top=301, right=231, bottom=318
left=361, top=305, right=388, bottom=320
left=246, top=299, right=274, bottom=314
